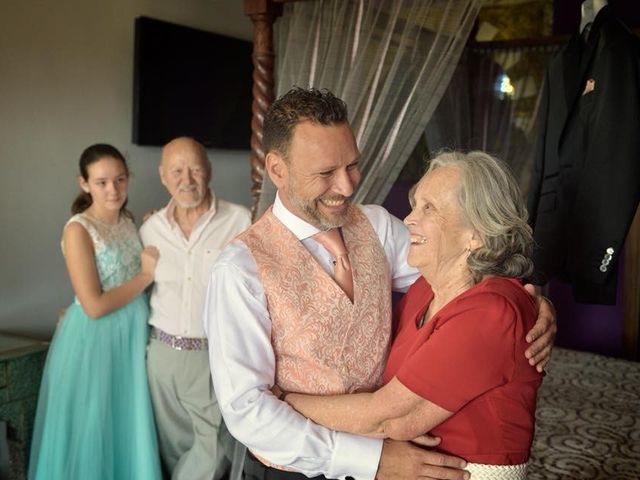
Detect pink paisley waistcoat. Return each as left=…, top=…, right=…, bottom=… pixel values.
left=238, top=206, right=392, bottom=395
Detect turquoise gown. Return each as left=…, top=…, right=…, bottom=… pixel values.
left=29, top=213, right=161, bottom=480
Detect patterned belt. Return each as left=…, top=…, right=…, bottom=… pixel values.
left=465, top=462, right=528, bottom=479
left=150, top=327, right=208, bottom=351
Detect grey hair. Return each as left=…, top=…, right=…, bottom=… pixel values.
left=425, top=150, right=534, bottom=282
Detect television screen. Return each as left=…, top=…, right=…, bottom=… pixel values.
left=133, top=16, right=253, bottom=149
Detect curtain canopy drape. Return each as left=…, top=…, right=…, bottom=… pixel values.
left=425, top=43, right=561, bottom=194
left=257, top=0, right=482, bottom=216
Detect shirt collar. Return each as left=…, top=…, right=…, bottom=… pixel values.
left=272, top=192, right=321, bottom=241
left=164, top=189, right=217, bottom=230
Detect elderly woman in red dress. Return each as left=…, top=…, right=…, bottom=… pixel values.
left=284, top=151, right=543, bottom=479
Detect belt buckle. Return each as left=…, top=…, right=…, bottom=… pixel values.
left=172, top=334, right=183, bottom=351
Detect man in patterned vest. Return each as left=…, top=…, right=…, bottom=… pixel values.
left=204, top=87, right=555, bottom=480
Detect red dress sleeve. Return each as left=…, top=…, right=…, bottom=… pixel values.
left=395, top=291, right=525, bottom=413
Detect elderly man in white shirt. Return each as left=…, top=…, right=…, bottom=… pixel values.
left=204, top=88, right=556, bottom=480
left=140, top=137, right=251, bottom=480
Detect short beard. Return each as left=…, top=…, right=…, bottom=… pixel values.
left=175, top=198, right=202, bottom=209
left=289, top=194, right=350, bottom=230
left=175, top=189, right=207, bottom=209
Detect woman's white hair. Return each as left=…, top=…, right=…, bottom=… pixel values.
left=425, top=150, right=534, bottom=282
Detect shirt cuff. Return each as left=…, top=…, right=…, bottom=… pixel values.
left=329, top=433, right=383, bottom=480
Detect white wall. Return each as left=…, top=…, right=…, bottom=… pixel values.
left=0, top=0, right=254, bottom=339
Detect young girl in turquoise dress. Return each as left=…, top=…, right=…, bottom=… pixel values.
left=29, top=144, right=162, bottom=479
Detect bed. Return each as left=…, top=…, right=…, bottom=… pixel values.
left=529, top=347, right=640, bottom=479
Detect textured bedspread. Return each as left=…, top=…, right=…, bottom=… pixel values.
left=529, top=348, right=640, bottom=479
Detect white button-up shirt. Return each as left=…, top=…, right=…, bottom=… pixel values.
left=140, top=193, right=251, bottom=338
left=204, top=194, right=418, bottom=479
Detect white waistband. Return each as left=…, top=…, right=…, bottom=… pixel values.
left=465, top=462, right=527, bottom=479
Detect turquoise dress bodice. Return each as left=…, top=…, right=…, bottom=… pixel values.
left=63, top=213, right=142, bottom=291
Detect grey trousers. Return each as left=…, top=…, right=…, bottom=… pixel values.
left=147, top=338, right=232, bottom=480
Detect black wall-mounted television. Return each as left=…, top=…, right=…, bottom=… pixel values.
left=133, top=16, right=253, bottom=149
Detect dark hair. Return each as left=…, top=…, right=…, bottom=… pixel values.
left=71, top=144, right=131, bottom=217
left=263, top=87, right=349, bottom=158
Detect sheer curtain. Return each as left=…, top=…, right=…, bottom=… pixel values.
left=256, top=0, right=482, bottom=215
left=425, top=43, right=561, bottom=194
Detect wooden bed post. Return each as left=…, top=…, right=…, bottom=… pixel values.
left=244, top=0, right=283, bottom=219
left=623, top=206, right=640, bottom=360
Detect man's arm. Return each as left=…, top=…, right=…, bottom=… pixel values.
left=523, top=285, right=557, bottom=372
left=203, top=243, right=383, bottom=479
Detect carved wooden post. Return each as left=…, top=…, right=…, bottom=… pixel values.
left=623, top=206, right=640, bottom=360
left=244, top=0, right=283, bottom=219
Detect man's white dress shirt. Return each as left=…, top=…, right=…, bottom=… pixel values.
left=204, top=194, right=418, bottom=480
left=140, top=193, right=251, bottom=338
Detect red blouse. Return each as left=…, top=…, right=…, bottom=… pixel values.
left=383, top=276, right=543, bottom=465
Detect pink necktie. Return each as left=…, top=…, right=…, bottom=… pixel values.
left=313, top=228, right=354, bottom=302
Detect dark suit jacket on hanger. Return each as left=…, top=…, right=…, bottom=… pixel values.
left=528, top=5, right=640, bottom=304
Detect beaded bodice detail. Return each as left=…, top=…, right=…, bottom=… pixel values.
left=63, top=213, right=142, bottom=291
